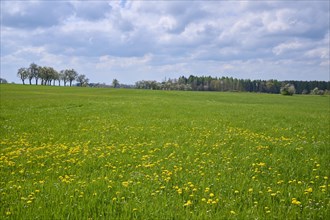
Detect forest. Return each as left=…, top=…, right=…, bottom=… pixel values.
left=135, top=75, right=330, bottom=95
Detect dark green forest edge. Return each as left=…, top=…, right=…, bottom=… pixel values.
left=1, top=62, right=329, bottom=95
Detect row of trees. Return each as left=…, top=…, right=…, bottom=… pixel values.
left=17, top=63, right=89, bottom=87
left=135, top=75, right=330, bottom=95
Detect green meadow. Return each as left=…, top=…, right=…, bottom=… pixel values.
left=0, top=84, right=329, bottom=219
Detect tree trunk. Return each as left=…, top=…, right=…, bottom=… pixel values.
left=36, top=79, right=38, bottom=85
left=22, top=80, right=25, bottom=85
left=29, top=79, right=32, bottom=85
left=70, top=81, right=72, bottom=86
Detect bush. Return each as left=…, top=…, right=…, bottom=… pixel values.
left=280, top=84, right=295, bottom=96
left=0, top=78, right=8, bottom=84
left=310, top=87, right=325, bottom=95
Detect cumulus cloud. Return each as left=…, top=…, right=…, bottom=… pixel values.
left=1, top=0, right=329, bottom=84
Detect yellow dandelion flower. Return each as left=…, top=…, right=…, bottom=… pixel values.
left=209, top=193, right=214, bottom=197
left=230, top=210, right=236, bottom=215
left=122, top=181, right=129, bottom=187
left=305, top=187, right=313, bottom=193
left=291, top=198, right=301, bottom=205
left=183, top=200, right=192, bottom=207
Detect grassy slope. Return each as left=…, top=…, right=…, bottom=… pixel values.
left=0, top=84, right=329, bottom=219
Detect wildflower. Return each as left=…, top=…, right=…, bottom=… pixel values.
left=248, top=188, right=253, bottom=193
left=209, top=193, right=214, bottom=197
left=230, top=210, right=236, bottom=215
left=305, top=187, right=313, bottom=193
left=122, top=181, right=129, bottom=187
left=291, top=198, right=301, bottom=205
left=183, top=200, right=192, bottom=207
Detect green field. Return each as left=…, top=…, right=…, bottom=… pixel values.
left=0, top=84, right=329, bottom=219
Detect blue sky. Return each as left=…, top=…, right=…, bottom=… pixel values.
left=1, top=0, right=329, bottom=84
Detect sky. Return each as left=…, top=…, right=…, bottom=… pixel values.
left=1, top=0, right=329, bottom=85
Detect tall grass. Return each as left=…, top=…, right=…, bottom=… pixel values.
left=0, top=84, right=329, bottom=219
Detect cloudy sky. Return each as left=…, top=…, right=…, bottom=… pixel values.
left=1, top=0, right=329, bottom=84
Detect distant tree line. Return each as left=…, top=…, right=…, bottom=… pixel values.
left=135, top=75, right=330, bottom=95
left=17, top=63, right=89, bottom=87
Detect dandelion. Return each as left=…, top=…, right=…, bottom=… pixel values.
left=209, top=193, right=214, bottom=197
left=230, top=210, right=236, bottom=215
left=291, top=198, right=301, bottom=205
left=183, top=200, right=192, bottom=207
left=122, top=181, right=129, bottom=187
left=305, top=187, right=313, bottom=193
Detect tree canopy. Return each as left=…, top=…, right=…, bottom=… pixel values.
left=17, top=63, right=88, bottom=87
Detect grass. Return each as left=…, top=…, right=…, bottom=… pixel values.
left=0, top=84, right=329, bottom=219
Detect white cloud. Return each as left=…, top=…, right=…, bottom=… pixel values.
left=272, top=40, right=304, bottom=55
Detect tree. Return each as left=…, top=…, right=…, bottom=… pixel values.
left=29, top=63, right=39, bottom=85
left=77, top=74, right=89, bottom=87
left=112, top=79, right=119, bottom=88
left=17, top=67, right=29, bottom=85
left=65, top=69, right=78, bottom=86
left=52, top=70, right=59, bottom=86
left=280, top=83, right=296, bottom=96
left=57, top=72, right=64, bottom=86
left=311, top=87, right=325, bottom=95
left=38, top=66, right=48, bottom=85
left=60, top=70, right=68, bottom=86
left=0, top=78, right=8, bottom=84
